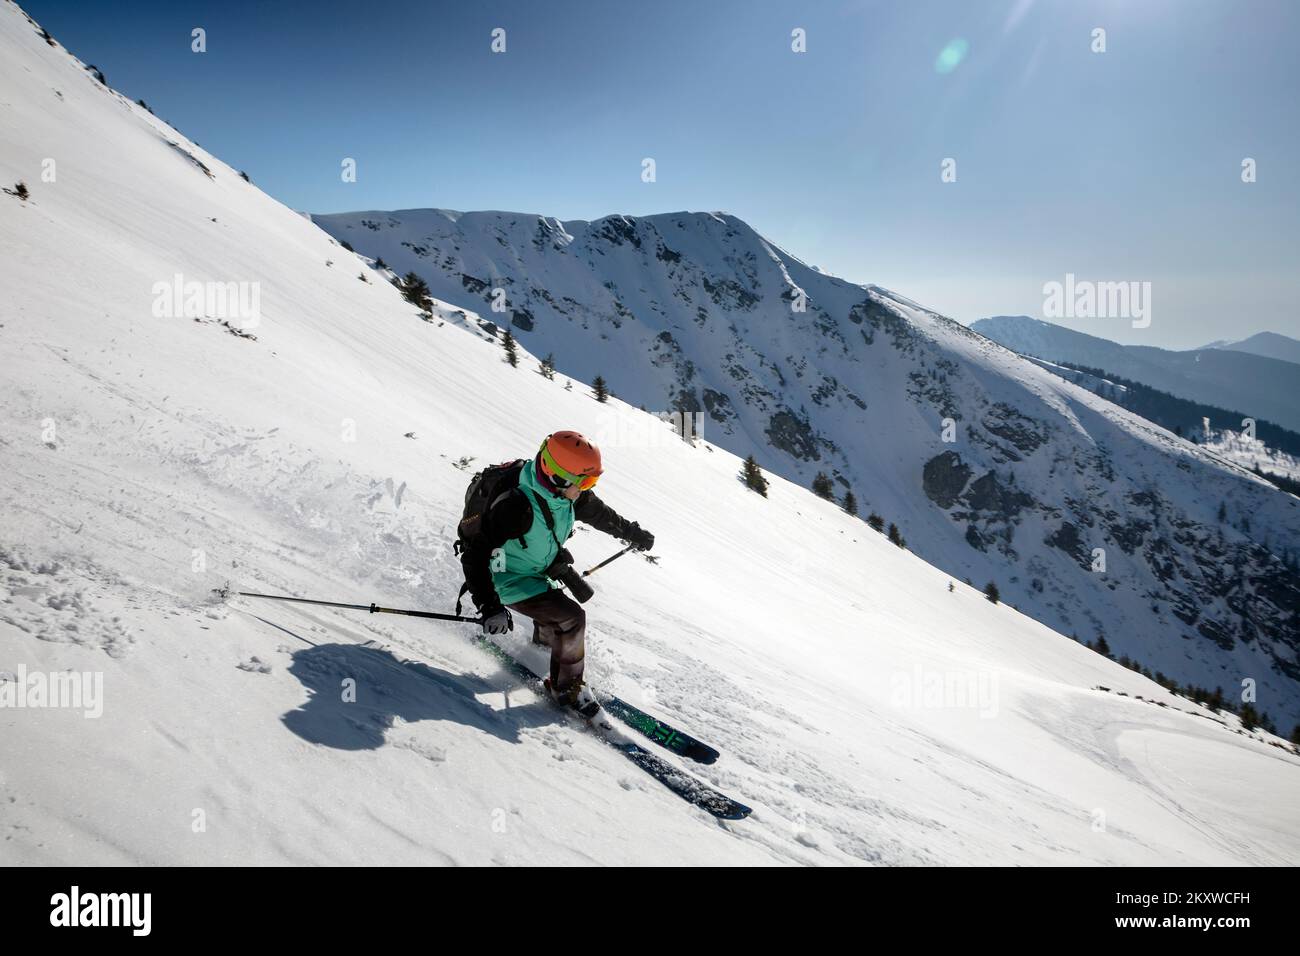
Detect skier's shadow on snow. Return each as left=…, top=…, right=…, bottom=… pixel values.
left=282, top=642, right=555, bottom=751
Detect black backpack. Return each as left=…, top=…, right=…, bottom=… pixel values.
left=452, top=459, right=561, bottom=614
left=454, top=459, right=526, bottom=557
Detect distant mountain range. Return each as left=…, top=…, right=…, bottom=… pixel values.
left=971, top=316, right=1300, bottom=433
left=1201, top=331, right=1300, bottom=367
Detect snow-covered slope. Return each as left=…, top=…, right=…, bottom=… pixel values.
left=1003, top=347, right=1300, bottom=488
left=3, top=3, right=1299, bottom=865
left=1202, top=430, right=1300, bottom=483
left=1020, top=356, right=1129, bottom=404
left=310, top=220, right=1300, bottom=729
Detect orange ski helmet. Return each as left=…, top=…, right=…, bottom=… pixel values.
left=538, top=430, right=603, bottom=490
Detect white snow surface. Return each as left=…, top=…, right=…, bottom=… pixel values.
left=2, top=3, right=1298, bottom=865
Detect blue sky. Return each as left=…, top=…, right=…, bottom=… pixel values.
left=25, top=0, right=1300, bottom=348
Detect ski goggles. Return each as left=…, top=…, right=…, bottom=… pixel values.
left=539, top=442, right=602, bottom=490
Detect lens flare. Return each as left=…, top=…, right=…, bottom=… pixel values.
left=935, top=38, right=969, bottom=74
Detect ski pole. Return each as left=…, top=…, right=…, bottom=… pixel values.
left=582, top=545, right=636, bottom=578
left=215, top=588, right=481, bottom=623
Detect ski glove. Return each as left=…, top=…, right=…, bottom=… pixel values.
left=480, top=605, right=513, bottom=635
left=626, top=524, right=654, bottom=551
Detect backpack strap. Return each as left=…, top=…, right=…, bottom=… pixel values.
left=528, top=489, right=561, bottom=549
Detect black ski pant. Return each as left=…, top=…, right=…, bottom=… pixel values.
left=506, top=588, right=586, bottom=691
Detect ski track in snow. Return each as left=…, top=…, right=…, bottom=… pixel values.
left=589, top=617, right=935, bottom=863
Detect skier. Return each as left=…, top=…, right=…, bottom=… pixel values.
left=457, top=431, right=654, bottom=716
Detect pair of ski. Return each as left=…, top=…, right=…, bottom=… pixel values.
left=473, top=635, right=752, bottom=820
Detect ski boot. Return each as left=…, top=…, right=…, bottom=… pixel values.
left=544, top=678, right=601, bottom=719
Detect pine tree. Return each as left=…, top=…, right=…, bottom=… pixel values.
left=1208, top=686, right=1224, bottom=713
left=1239, top=702, right=1259, bottom=732
left=811, top=472, right=834, bottom=500
left=1290, top=723, right=1300, bottom=748
left=539, top=353, right=556, bottom=380
left=501, top=329, right=519, bottom=367
left=374, top=257, right=387, bottom=270
left=887, top=523, right=904, bottom=547
left=593, top=375, right=609, bottom=402
left=13, top=181, right=29, bottom=200
left=984, top=581, right=1000, bottom=604
left=400, top=271, right=431, bottom=311
left=1095, top=635, right=1111, bottom=657
left=842, top=488, right=858, bottom=516
left=741, top=455, right=769, bottom=497
left=867, top=513, right=884, bottom=532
